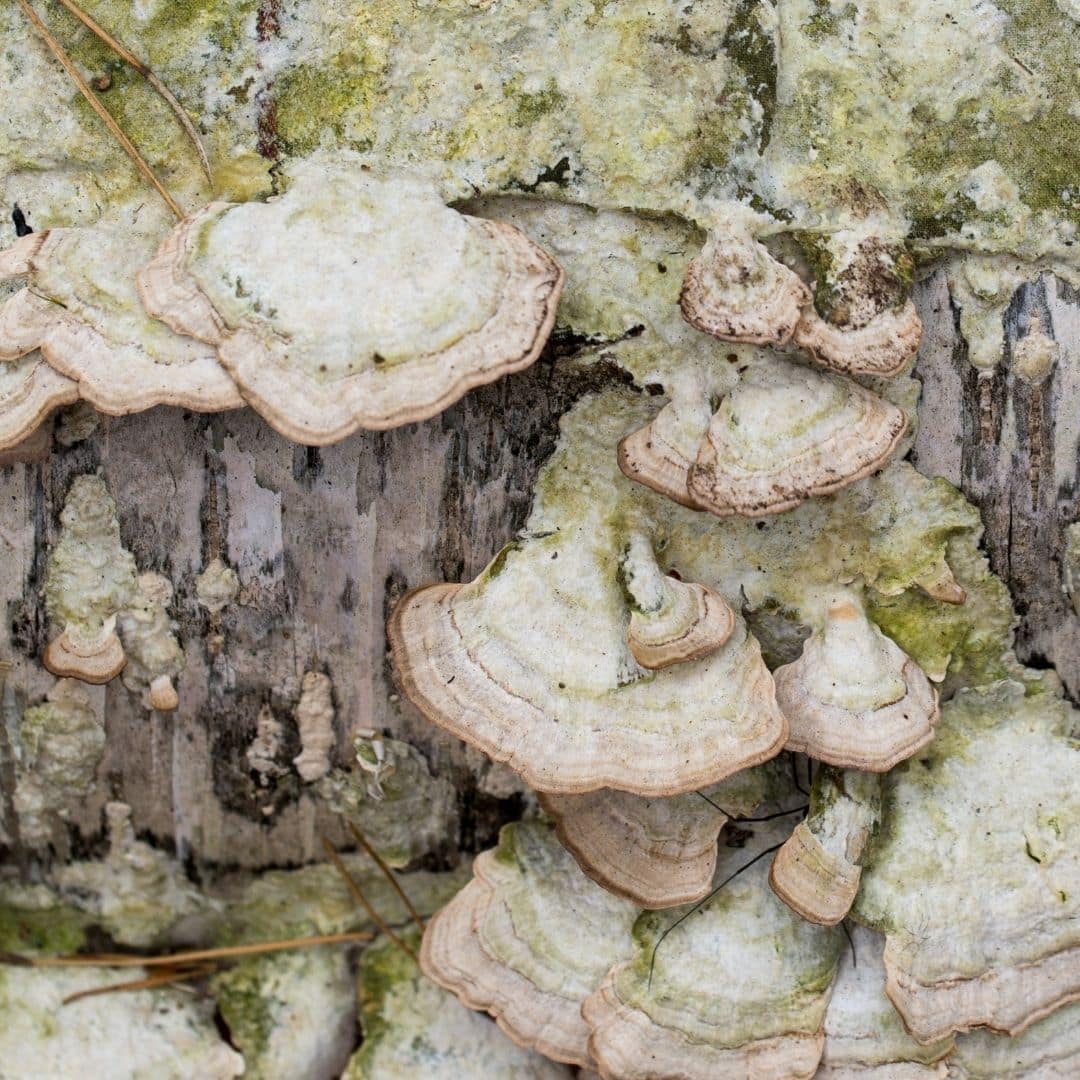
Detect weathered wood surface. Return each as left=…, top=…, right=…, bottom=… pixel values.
left=0, top=272, right=1077, bottom=875
left=912, top=270, right=1080, bottom=699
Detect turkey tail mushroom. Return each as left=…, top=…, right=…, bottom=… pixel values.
left=0, top=228, right=242, bottom=414
left=621, top=534, right=735, bottom=670
left=539, top=766, right=768, bottom=909
left=775, top=597, right=938, bottom=772
left=792, top=233, right=922, bottom=378
left=137, top=163, right=564, bottom=445
left=619, top=362, right=906, bottom=518
left=680, top=230, right=811, bottom=345
left=770, top=768, right=882, bottom=926
left=420, top=821, right=638, bottom=1069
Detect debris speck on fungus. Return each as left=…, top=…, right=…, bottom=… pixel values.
left=319, top=732, right=458, bottom=868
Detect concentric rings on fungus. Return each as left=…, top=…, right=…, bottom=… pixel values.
left=619, top=362, right=907, bottom=518
left=0, top=228, right=241, bottom=414
left=137, top=164, right=564, bottom=445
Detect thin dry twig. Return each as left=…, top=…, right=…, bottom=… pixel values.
left=52, top=0, right=212, bottom=183
left=15, top=0, right=184, bottom=220
left=322, top=836, right=418, bottom=961
left=345, top=821, right=426, bottom=934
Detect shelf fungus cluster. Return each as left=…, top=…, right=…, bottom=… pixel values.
left=423, top=819, right=845, bottom=1077
left=392, top=347, right=1075, bottom=1071
left=0, top=162, right=564, bottom=450
left=680, top=225, right=922, bottom=379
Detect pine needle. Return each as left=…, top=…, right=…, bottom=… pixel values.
left=1, top=930, right=374, bottom=971
left=15, top=0, right=184, bottom=220
left=52, top=0, right=212, bottom=183
left=322, top=836, right=417, bottom=961
left=62, top=963, right=213, bottom=1005
left=345, top=821, right=425, bottom=935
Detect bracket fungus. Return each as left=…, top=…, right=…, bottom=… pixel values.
left=619, top=362, right=907, bottom=518
left=620, top=533, right=734, bottom=669
left=854, top=681, right=1080, bottom=1045
left=581, top=820, right=844, bottom=1080
left=43, top=476, right=138, bottom=685
left=791, top=234, right=922, bottom=379
left=117, top=572, right=185, bottom=712
left=817, top=924, right=954, bottom=1076
left=539, top=765, right=770, bottom=909
left=137, top=164, right=564, bottom=445
left=390, top=570, right=783, bottom=796
left=770, top=768, right=881, bottom=926
left=680, top=229, right=812, bottom=345
left=12, top=679, right=106, bottom=848
left=775, top=597, right=939, bottom=771
left=0, top=350, right=78, bottom=452
left=348, top=930, right=571, bottom=1079
left=292, top=670, right=336, bottom=783
left=421, top=821, right=638, bottom=1068
left=0, top=228, right=242, bottom=414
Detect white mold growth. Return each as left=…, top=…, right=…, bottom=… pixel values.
left=195, top=556, right=240, bottom=614
left=0, top=966, right=244, bottom=1079
left=54, top=801, right=205, bottom=947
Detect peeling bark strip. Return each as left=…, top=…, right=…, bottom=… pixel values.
left=912, top=271, right=1080, bottom=699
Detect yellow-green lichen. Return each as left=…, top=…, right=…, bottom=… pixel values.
left=0, top=900, right=88, bottom=957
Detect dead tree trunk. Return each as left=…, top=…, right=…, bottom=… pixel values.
left=0, top=272, right=1076, bottom=876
